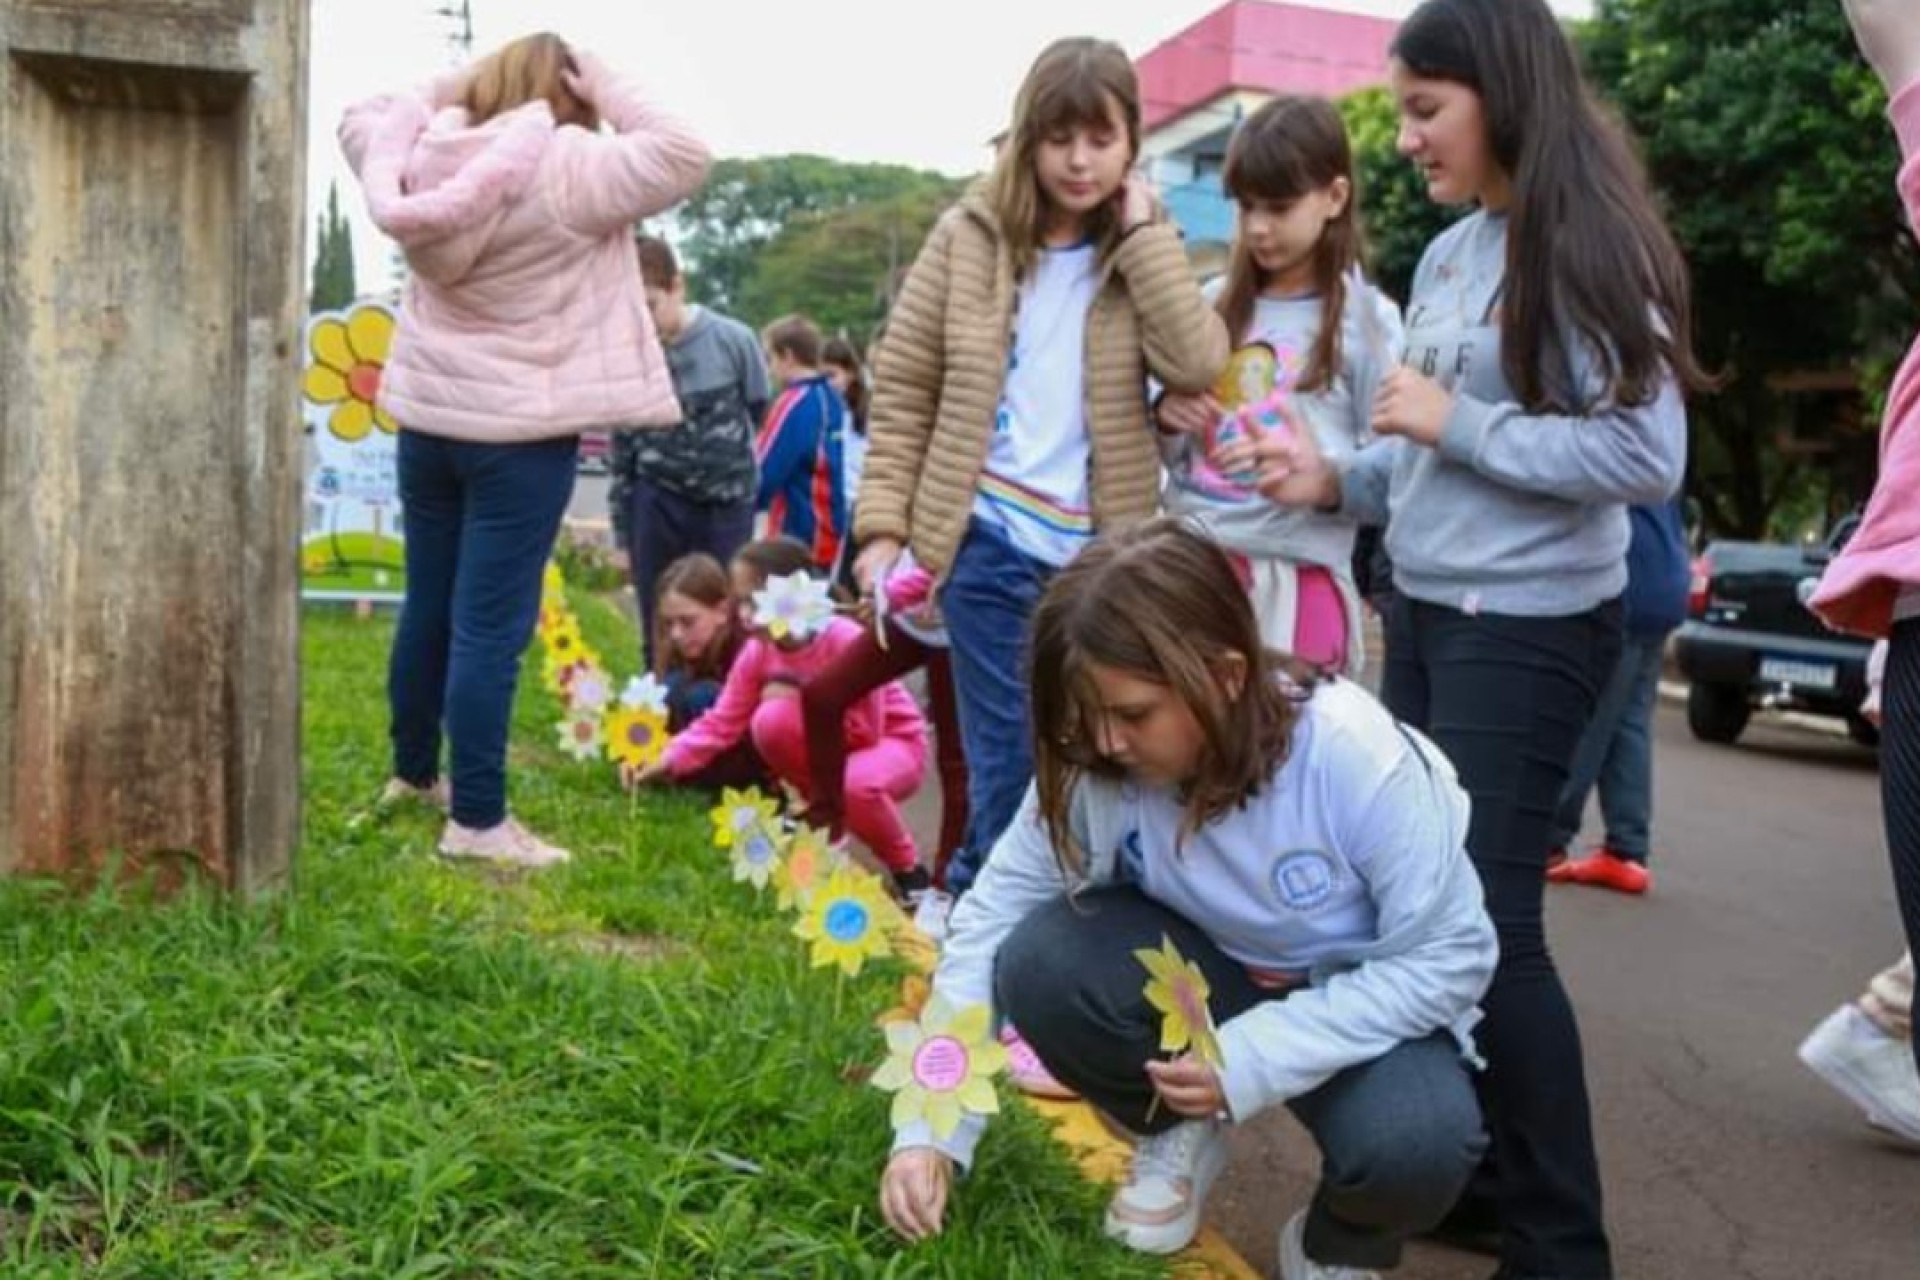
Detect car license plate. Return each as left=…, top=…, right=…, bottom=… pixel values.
left=1759, top=657, right=1837, bottom=691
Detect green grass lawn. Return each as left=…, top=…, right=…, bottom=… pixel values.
left=0, top=591, right=1167, bottom=1279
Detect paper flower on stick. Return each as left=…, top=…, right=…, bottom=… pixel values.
left=1135, top=934, right=1225, bottom=1069
left=604, top=704, right=671, bottom=770
left=555, top=708, right=604, bottom=761
left=872, top=996, right=1007, bottom=1140
left=751, top=571, right=835, bottom=642
left=543, top=619, right=586, bottom=665
left=794, top=867, right=899, bottom=977
left=774, top=826, right=845, bottom=912
left=543, top=651, right=599, bottom=700
left=567, top=668, right=611, bottom=714
left=619, top=673, right=670, bottom=714
left=303, top=304, right=397, bottom=442
left=728, top=820, right=785, bottom=892
left=710, top=787, right=782, bottom=850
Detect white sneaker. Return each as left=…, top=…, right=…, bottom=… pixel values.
left=1279, top=1210, right=1380, bottom=1280
left=908, top=887, right=953, bottom=942
left=349, top=776, right=450, bottom=829
left=438, top=816, right=571, bottom=869
left=1798, top=1003, right=1920, bottom=1143
left=1102, top=1117, right=1228, bottom=1254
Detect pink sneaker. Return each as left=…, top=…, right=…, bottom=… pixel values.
left=1000, top=1025, right=1079, bottom=1100
left=379, top=777, right=449, bottom=811
left=438, top=816, right=570, bottom=869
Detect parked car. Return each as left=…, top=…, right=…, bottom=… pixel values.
left=1673, top=518, right=1877, bottom=747
left=577, top=430, right=611, bottom=475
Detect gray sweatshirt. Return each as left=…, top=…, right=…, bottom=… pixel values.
left=1339, top=211, right=1687, bottom=616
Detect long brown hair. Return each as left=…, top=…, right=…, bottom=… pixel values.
left=652, top=553, right=740, bottom=680
left=1028, top=519, right=1302, bottom=874
left=822, top=337, right=869, bottom=435
left=1393, top=0, right=1710, bottom=410
left=461, top=32, right=598, bottom=130
left=1217, top=96, right=1364, bottom=395
left=986, top=37, right=1141, bottom=279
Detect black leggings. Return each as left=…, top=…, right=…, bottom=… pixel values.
left=1883, top=620, right=1920, bottom=1076
left=1384, top=595, right=1620, bottom=1280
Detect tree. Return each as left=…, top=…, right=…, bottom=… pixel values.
left=1582, top=0, right=1915, bottom=536
left=309, top=182, right=357, bottom=313
left=1338, top=86, right=1460, bottom=306
left=673, top=156, right=969, bottom=317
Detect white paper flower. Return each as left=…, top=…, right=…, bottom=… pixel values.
left=619, top=672, right=670, bottom=714
left=751, top=571, right=835, bottom=642
left=568, top=668, right=612, bottom=713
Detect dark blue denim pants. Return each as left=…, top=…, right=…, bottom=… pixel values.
left=389, top=430, right=577, bottom=829
left=1552, top=630, right=1668, bottom=862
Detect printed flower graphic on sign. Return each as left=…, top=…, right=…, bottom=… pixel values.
left=604, top=704, right=670, bottom=770
left=556, top=708, right=604, bottom=761
left=794, top=867, right=899, bottom=977
left=619, top=672, right=670, bottom=715
left=304, top=304, right=398, bottom=442
left=751, top=571, right=835, bottom=642
left=872, top=996, right=1007, bottom=1140
left=1135, top=934, right=1225, bottom=1069
left=728, top=820, right=785, bottom=892
left=710, top=786, right=781, bottom=850
left=774, top=826, right=844, bottom=912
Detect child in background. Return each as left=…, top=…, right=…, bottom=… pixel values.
left=876, top=521, right=1492, bottom=1278
left=757, top=316, right=848, bottom=571
left=853, top=37, right=1228, bottom=898
left=626, top=539, right=929, bottom=895
left=823, top=336, right=871, bottom=505
left=800, top=548, right=968, bottom=925
left=648, top=553, right=765, bottom=790
left=1160, top=95, right=1402, bottom=675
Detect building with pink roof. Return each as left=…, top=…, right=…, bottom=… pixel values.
left=1137, top=1, right=1398, bottom=263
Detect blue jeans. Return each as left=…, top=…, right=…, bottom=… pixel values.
left=939, top=519, right=1057, bottom=895
left=389, top=430, right=578, bottom=829
left=997, top=886, right=1486, bottom=1271
left=1552, top=631, right=1668, bottom=862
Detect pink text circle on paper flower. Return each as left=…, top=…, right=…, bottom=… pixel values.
left=912, top=1036, right=971, bottom=1093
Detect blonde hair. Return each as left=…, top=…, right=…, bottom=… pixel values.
left=986, top=37, right=1141, bottom=279
left=461, top=32, right=598, bottom=130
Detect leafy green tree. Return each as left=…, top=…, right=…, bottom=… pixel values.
left=309, top=183, right=358, bottom=313
left=1339, top=85, right=1460, bottom=305
left=672, top=155, right=968, bottom=316
left=1583, top=0, right=1914, bottom=535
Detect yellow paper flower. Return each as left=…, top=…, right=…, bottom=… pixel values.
left=793, top=867, right=899, bottom=978
left=603, top=704, right=670, bottom=770
left=727, top=819, right=785, bottom=891
left=542, top=617, right=585, bottom=663
left=543, top=561, right=566, bottom=597
left=541, top=641, right=599, bottom=699
left=303, top=304, right=398, bottom=442
left=773, top=826, right=845, bottom=912
left=1135, top=934, right=1225, bottom=1069
left=555, top=708, right=604, bottom=761
left=709, top=786, right=782, bottom=850
left=871, top=996, right=1007, bottom=1140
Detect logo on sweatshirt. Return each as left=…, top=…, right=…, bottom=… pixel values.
left=1271, top=850, right=1339, bottom=912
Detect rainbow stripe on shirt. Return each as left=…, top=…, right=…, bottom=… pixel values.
left=976, top=469, right=1093, bottom=539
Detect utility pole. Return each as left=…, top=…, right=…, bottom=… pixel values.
left=436, top=0, right=474, bottom=63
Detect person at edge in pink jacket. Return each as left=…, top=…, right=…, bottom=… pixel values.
left=625, top=538, right=930, bottom=884
left=1810, top=0, right=1920, bottom=1079
left=340, top=33, right=709, bottom=869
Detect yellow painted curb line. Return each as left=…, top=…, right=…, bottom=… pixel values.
left=891, top=927, right=1261, bottom=1280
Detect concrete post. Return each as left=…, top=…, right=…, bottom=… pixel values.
left=0, top=0, right=309, bottom=894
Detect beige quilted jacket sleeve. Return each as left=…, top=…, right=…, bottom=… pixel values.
left=1113, top=221, right=1230, bottom=393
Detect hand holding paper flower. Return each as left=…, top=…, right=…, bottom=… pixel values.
left=872, top=996, right=1007, bottom=1140
left=751, top=571, right=835, bottom=642
left=1135, top=934, right=1225, bottom=1070
left=604, top=703, right=671, bottom=770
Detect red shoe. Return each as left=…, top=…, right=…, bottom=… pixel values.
left=1544, top=848, right=1572, bottom=883
left=1554, top=848, right=1651, bottom=895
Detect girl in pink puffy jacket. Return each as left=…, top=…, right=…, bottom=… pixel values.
left=341, top=34, right=709, bottom=868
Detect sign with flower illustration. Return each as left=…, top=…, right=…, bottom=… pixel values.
left=301, top=300, right=405, bottom=602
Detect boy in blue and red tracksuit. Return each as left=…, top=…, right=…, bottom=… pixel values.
left=756, top=314, right=848, bottom=570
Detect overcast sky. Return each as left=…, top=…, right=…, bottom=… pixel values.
left=307, top=0, right=1593, bottom=290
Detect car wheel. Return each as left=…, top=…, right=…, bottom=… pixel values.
left=1846, top=713, right=1881, bottom=749
left=1687, top=682, right=1750, bottom=744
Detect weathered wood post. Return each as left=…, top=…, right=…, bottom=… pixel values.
left=0, top=0, right=308, bottom=894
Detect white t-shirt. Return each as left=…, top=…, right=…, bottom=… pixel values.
left=972, top=242, right=1099, bottom=567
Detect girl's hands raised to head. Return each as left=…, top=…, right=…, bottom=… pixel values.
left=1369, top=367, right=1454, bottom=448
left=1117, top=172, right=1158, bottom=234
left=879, top=1147, right=954, bottom=1242
left=1842, top=0, right=1920, bottom=94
